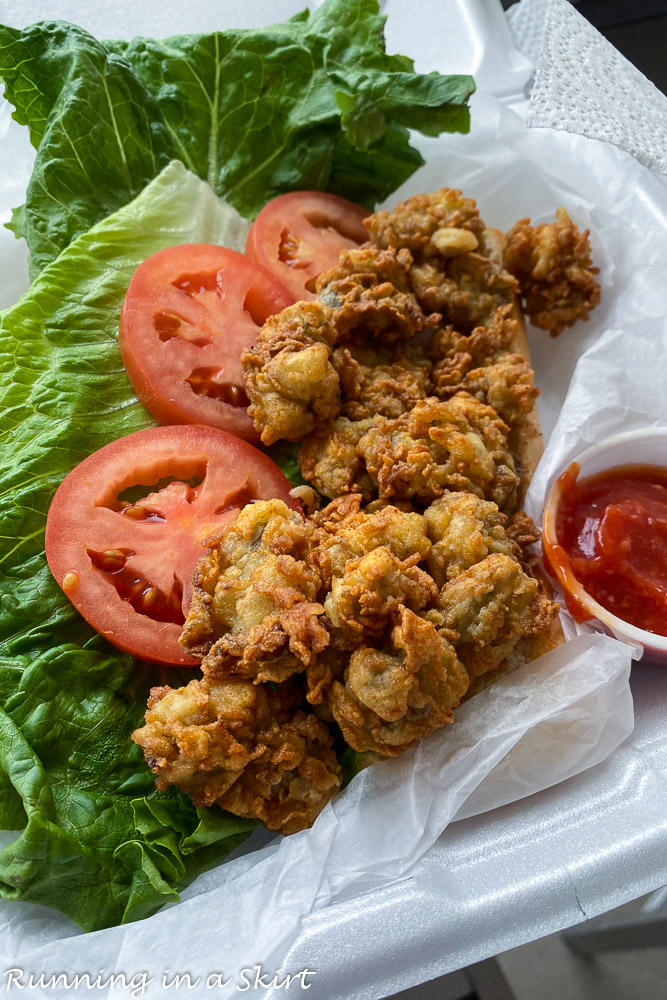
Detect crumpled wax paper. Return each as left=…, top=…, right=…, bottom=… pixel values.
left=4, top=0, right=667, bottom=995
left=0, top=636, right=632, bottom=1000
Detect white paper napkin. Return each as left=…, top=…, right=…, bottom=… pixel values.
left=508, top=0, right=667, bottom=174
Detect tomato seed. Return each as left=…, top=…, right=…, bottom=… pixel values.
left=186, top=368, right=250, bottom=407
left=141, top=586, right=159, bottom=608
left=101, top=549, right=127, bottom=572
left=227, top=385, right=244, bottom=405
left=122, top=504, right=147, bottom=520
left=278, top=229, right=310, bottom=269
left=62, top=571, right=79, bottom=591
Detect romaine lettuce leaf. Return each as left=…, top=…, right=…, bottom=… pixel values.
left=0, top=647, right=255, bottom=929
left=0, top=0, right=474, bottom=276
left=0, top=163, right=258, bottom=930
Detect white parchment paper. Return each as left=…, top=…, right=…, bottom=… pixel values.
left=0, top=637, right=632, bottom=999
left=3, top=0, right=667, bottom=995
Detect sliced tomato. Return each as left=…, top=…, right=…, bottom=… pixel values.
left=45, top=425, right=299, bottom=666
left=120, top=245, right=294, bottom=441
left=246, top=191, right=369, bottom=302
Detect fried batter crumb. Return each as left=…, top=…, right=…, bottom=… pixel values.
left=290, top=484, right=321, bottom=515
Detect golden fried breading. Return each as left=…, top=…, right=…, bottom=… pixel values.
left=133, top=677, right=263, bottom=803
left=242, top=301, right=340, bottom=444
left=505, top=509, right=540, bottom=554
left=180, top=500, right=328, bottom=683
left=437, top=552, right=559, bottom=677
left=439, top=351, right=538, bottom=428
left=504, top=509, right=543, bottom=577
left=317, top=245, right=439, bottom=344
left=309, top=494, right=433, bottom=585
left=317, top=244, right=413, bottom=298
left=429, top=307, right=520, bottom=365
left=424, top=492, right=515, bottom=587
left=355, top=394, right=519, bottom=510
left=304, top=499, right=437, bottom=701
left=328, top=607, right=470, bottom=756
left=325, top=547, right=438, bottom=644
left=335, top=347, right=433, bottom=421
left=430, top=312, right=538, bottom=429
left=411, top=252, right=518, bottom=331
left=243, top=247, right=440, bottom=446
left=504, top=208, right=601, bottom=336
left=288, top=484, right=321, bottom=516
left=365, top=188, right=485, bottom=258
left=365, top=191, right=520, bottom=332
left=430, top=345, right=473, bottom=391
left=298, top=416, right=379, bottom=501
left=132, top=677, right=341, bottom=834
left=305, top=646, right=347, bottom=710
left=219, top=708, right=341, bottom=833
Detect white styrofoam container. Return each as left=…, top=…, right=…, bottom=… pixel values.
left=0, top=3, right=666, bottom=998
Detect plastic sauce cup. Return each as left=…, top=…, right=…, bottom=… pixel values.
left=542, top=427, right=667, bottom=665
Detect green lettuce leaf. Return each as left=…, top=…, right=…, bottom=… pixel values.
left=266, top=441, right=306, bottom=489
left=0, top=163, right=258, bottom=930
left=5, top=204, right=26, bottom=242
left=0, top=0, right=474, bottom=276
left=0, top=161, right=250, bottom=663
left=0, top=647, right=255, bottom=929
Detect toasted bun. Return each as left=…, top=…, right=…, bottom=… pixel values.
left=462, top=229, right=565, bottom=696
left=483, top=228, right=544, bottom=494
left=510, top=302, right=545, bottom=504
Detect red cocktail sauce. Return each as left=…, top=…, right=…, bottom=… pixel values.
left=544, top=463, right=667, bottom=636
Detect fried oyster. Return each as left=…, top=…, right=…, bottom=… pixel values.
left=503, top=208, right=601, bottom=336
left=301, top=392, right=520, bottom=509
left=242, top=246, right=438, bottom=445
left=133, top=186, right=593, bottom=836
left=355, top=393, right=520, bottom=510
left=241, top=301, right=339, bottom=445
left=131, top=677, right=341, bottom=835
left=423, top=491, right=517, bottom=587
left=365, top=188, right=519, bottom=330
left=328, top=606, right=470, bottom=757
left=133, top=493, right=559, bottom=827
left=180, top=499, right=328, bottom=684
left=437, top=553, right=557, bottom=679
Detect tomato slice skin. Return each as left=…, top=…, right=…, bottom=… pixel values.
left=120, top=245, right=294, bottom=441
left=246, top=191, right=369, bottom=302
left=45, top=425, right=299, bottom=666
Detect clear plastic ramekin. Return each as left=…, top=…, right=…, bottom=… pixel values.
left=542, top=427, right=667, bottom=664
